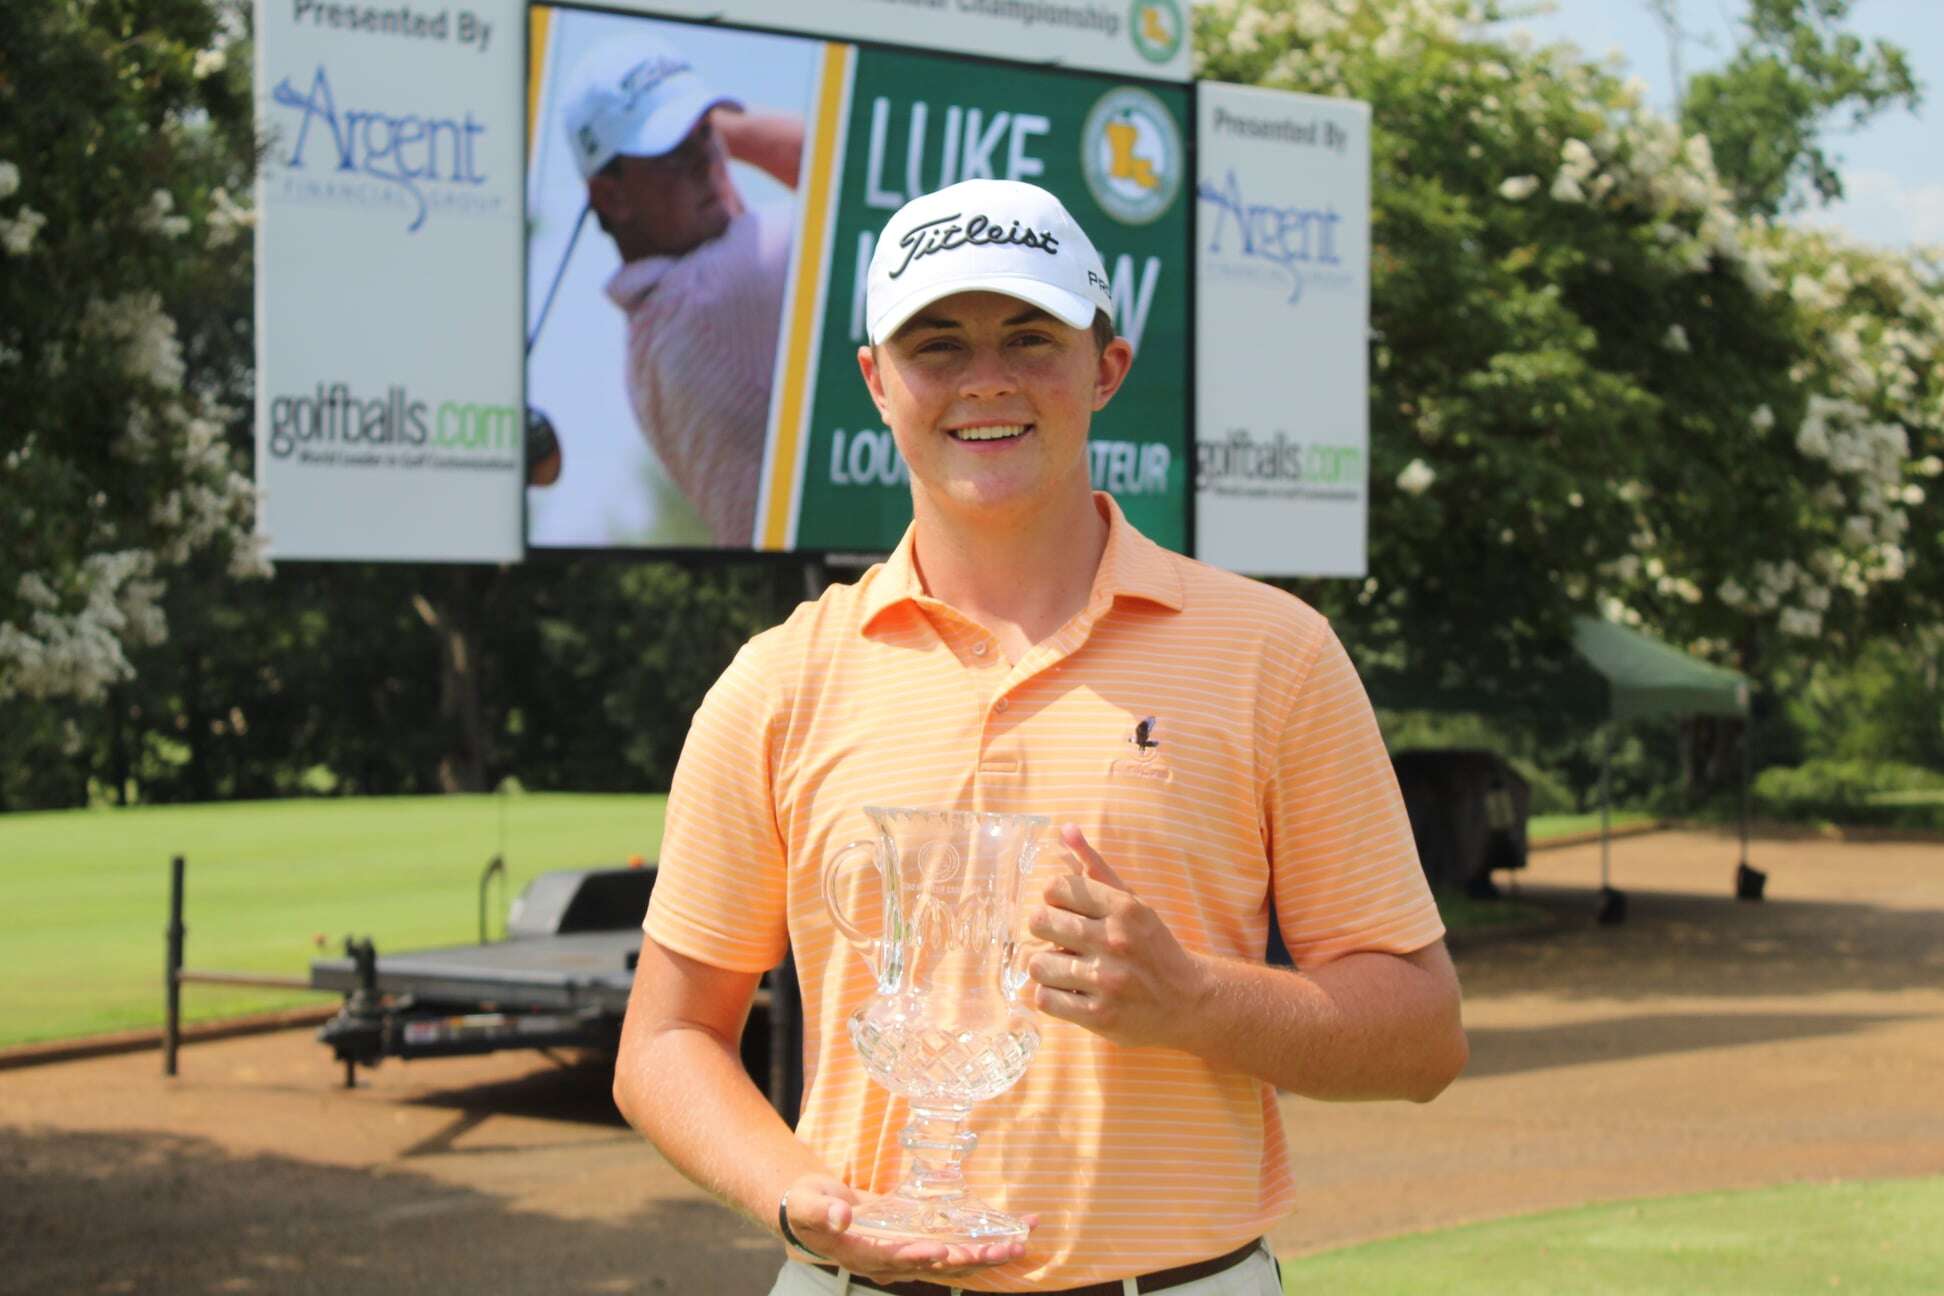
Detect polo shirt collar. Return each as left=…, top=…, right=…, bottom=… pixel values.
left=858, top=492, right=1185, bottom=636
left=606, top=255, right=677, bottom=312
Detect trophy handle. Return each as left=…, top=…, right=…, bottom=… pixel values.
left=821, top=838, right=882, bottom=974
left=1003, top=836, right=1043, bottom=999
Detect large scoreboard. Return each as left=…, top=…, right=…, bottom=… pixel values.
left=255, top=0, right=1370, bottom=576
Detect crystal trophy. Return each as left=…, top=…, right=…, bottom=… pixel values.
left=821, top=806, right=1050, bottom=1243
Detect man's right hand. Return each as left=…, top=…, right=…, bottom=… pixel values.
left=780, top=1173, right=1031, bottom=1283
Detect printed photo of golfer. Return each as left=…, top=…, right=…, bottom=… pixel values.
left=524, top=7, right=816, bottom=550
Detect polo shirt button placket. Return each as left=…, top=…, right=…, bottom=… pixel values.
left=993, top=696, right=1009, bottom=714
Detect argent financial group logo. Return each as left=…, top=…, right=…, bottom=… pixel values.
left=1081, top=86, right=1182, bottom=226
left=1198, top=168, right=1349, bottom=305
left=269, top=65, right=501, bottom=233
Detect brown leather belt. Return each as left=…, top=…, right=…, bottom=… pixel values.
left=814, top=1237, right=1264, bottom=1296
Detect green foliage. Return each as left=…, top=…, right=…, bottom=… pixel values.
left=1680, top=0, right=1922, bottom=216
left=502, top=561, right=801, bottom=792
left=1200, top=0, right=1800, bottom=705
left=0, top=557, right=804, bottom=808
left=1777, top=632, right=1944, bottom=769
left=0, top=0, right=263, bottom=703
left=1753, top=756, right=1944, bottom=826
left=1197, top=0, right=1941, bottom=764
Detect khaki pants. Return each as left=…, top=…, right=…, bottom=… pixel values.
left=764, top=1243, right=1282, bottom=1296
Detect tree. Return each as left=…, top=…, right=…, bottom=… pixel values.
left=0, top=0, right=265, bottom=707
left=1677, top=0, right=1920, bottom=217
left=1192, top=0, right=1940, bottom=727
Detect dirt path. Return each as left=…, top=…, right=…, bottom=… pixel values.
left=3, top=828, right=1941, bottom=1294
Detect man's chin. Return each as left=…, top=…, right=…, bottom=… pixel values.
left=697, top=199, right=732, bottom=240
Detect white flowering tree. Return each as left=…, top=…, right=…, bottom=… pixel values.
left=1194, top=0, right=1939, bottom=725
left=1745, top=232, right=1943, bottom=633
left=0, top=0, right=264, bottom=711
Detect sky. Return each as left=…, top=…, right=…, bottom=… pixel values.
left=1500, top=0, right=1944, bottom=251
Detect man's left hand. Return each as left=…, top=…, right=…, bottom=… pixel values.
left=1025, top=825, right=1211, bottom=1049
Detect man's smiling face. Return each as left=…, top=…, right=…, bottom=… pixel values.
left=858, top=291, right=1132, bottom=526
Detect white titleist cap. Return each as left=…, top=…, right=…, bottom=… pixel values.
left=560, top=38, right=740, bottom=180
left=866, top=179, right=1114, bottom=345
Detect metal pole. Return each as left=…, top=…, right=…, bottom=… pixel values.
left=480, top=853, right=505, bottom=944
left=1740, top=711, right=1752, bottom=872
left=1599, top=729, right=1612, bottom=892
left=164, top=855, right=185, bottom=1077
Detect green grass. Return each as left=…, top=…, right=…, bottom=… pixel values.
left=1281, top=1175, right=1944, bottom=1295
left=1529, top=811, right=1657, bottom=842
left=0, top=793, right=665, bottom=1047
left=1432, top=888, right=1552, bottom=932
left=0, top=797, right=1661, bottom=1049
left=1866, top=788, right=1944, bottom=806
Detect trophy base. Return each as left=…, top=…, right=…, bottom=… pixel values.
left=847, top=1190, right=1029, bottom=1246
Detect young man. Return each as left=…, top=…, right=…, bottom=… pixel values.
left=560, top=36, right=804, bottom=546
left=614, top=180, right=1467, bottom=1295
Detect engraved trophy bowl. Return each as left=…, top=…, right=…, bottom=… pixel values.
left=821, top=806, right=1052, bottom=1244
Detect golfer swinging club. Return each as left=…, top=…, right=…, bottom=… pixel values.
left=614, top=179, right=1467, bottom=1294
left=546, top=35, right=803, bottom=546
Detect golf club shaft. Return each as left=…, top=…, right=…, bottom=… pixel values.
left=527, top=201, right=590, bottom=356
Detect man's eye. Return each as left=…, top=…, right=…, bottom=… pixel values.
left=1010, top=333, right=1052, bottom=347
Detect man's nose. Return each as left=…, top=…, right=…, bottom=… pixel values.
left=957, top=345, right=1018, bottom=398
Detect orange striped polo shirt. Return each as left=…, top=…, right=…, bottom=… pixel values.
left=645, top=493, right=1443, bottom=1290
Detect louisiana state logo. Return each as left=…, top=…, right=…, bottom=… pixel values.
left=1081, top=86, right=1183, bottom=226
left=1129, top=0, right=1183, bottom=65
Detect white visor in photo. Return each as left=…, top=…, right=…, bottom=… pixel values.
left=866, top=179, right=1115, bottom=345
left=614, top=84, right=739, bottom=160
left=562, top=40, right=742, bottom=179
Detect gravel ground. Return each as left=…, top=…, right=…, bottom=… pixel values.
left=3, top=827, right=1941, bottom=1294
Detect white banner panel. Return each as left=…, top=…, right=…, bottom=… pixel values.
left=1194, top=84, right=1370, bottom=578
left=593, top=0, right=1192, bottom=83
left=254, top=0, right=525, bottom=562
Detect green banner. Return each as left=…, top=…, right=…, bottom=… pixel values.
left=794, top=50, right=1190, bottom=552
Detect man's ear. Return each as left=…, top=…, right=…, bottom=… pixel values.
left=1091, top=337, right=1135, bottom=412
left=857, top=344, right=892, bottom=420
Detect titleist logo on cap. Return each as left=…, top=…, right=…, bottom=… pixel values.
left=887, top=212, right=1061, bottom=280
left=621, top=55, right=690, bottom=101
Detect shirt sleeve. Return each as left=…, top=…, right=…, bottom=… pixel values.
left=1264, top=623, right=1445, bottom=967
left=643, top=636, right=792, bottom=973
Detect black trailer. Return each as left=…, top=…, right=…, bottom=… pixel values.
left=306, top=862, right=803, bottom=1120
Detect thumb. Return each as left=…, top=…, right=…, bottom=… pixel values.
left=788, top=1175, right=860, bottom=1234
left=1060, top=824, right=1132, bottom=893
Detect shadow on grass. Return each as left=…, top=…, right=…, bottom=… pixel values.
left=1454, top=886, right=1944, bottom=1001
left=1460, top=1009, right=1923, bottom=1080
left=0, top=1122, right=778, bottom=1296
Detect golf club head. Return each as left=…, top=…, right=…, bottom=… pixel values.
left=526, top=406, right=562, bottom=487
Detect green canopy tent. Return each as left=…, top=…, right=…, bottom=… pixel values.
left=1569, top=616, right=1757, bottom=921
